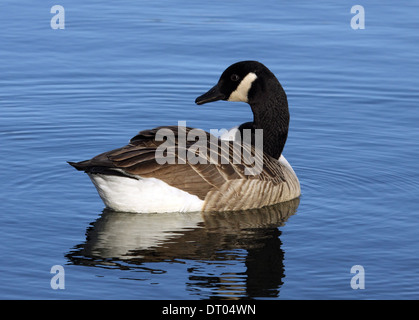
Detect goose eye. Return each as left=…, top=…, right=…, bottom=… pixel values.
left=231, top=74, right=240, bottom=82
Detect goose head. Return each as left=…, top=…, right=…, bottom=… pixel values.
left=195, top=60, right=272, bottom=105
left=195, top=61, right=290, bottom=160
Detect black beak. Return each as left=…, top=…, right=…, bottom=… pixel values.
left=195, top=84, right=225, bottom=105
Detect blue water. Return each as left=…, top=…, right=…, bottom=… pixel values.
left=1, top=1, right=419, bottom=300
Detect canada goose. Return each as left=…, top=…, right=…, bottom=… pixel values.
left=69, top=61, right=300, bottom=213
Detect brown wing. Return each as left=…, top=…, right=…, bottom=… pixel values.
left=69, top=126, right=285, bottom=200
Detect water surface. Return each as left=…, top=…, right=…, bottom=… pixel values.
left=1, top=1, right=419, bottom=299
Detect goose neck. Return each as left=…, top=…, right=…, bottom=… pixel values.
left=249, top=96, right=289, bottom=160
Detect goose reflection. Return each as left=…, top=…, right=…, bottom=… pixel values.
left=67, top=198, right=300, bottom=298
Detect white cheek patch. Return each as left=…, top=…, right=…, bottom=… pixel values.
left=228, top=72, right=258, bottom=102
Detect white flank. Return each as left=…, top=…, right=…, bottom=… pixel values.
left=278, top=154, right=295, bottom=174
left=88, top=174, right=204, bottom=213
left=228, top=72, right=258, bottom=102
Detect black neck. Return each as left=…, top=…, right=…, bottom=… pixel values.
left=246, top=78, right=289, bottom=159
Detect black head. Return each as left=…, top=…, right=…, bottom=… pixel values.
left=195, top=61, right=278, bottom=105
left=195, top=61, right=289, bottom=159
